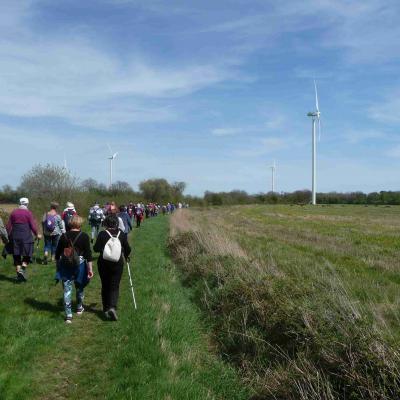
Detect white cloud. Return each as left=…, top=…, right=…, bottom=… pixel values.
left=342, top=129, right=386, bottom=144
left=211, top=127, right=242, bottom=136
left=234, top=137, right=286, bottom=157
left=199, top=0, right=400, bottom=65
left=0, top=3, right=244, bottom=130
left=369, top=95, right=400, bottom=125
left=385, top=145, right=400, bottom=158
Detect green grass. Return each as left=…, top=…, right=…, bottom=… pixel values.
left=169, top=205, right=400, bottom=399
left=0, top=216, right=248, bottom=400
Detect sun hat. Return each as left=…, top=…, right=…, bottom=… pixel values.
left=66, top=202, right=74, bottom=209
left=19, top=197, right=29, bottom=205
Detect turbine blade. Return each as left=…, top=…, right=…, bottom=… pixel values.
left=113, top=152, right=118, bottom=159
left=314, top=80, right=319, bottom=112
left=107, top=143, right=113, bottom=155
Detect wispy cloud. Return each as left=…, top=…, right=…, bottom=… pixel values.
left=342, top=129, right=387, bottom=144
left=385, top=145, right=400, bottom=158
left=0, top=0, right=399, bottom=194
left=211, top=127, right=243, bottom=136
left=234, top=137, right=286, bottom=157
left=0, top=2, right=245, bottom=130
left=369, top=94, right=400, bottom=125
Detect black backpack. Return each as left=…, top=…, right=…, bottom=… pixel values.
left=61, top=232, right=82, bottom=268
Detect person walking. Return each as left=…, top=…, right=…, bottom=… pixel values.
left=117, top=205, right=132, bottom=234
left=55, top=215, right=93, bottom=324
left=109, top=202, right=126, bottom=232
left=88, top=202, right=105, bottom=243
left=61, top=202, right=77, bottom=232
left=94, top=214, right=131, bottom=321
left=135, top=204, right=143, bottom=228
left=7, top=198, right=41, bottom=281
left=127, top=202, right=134, bottom=221
left=42, top=202, right=65, bottom=265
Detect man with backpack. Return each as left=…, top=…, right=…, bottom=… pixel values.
left=42, top=202, right=65, bottom=265
left=88, top=202, right=105, bottom=243
left=61, top=202, right=77, bottom=232
left=94, top=214, right=131, bottom=321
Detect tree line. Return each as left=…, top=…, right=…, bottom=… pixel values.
left=1, top=164, right=400, bottom=209
left=0, top=164, right=186, bottom=217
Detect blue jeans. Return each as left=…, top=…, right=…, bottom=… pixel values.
left=44, top=235, right=60, bottom=256
left=63, top=279, right=84, bottom=317
left=91, top=224, right=101, bottom=240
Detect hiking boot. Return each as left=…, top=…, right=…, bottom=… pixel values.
left=17, top=271, right=26, bottom=282
left=108, top=308, right=118, bottom=321
left=76, top=306, right=84, bottom=315
left=65, top=316, right=72, bottom=324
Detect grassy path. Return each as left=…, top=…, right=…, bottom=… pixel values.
left=0, top=216, right=248, bottom=400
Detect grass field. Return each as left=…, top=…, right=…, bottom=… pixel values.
left=0, top=215, right=247, bottom=400
left=169, top=205, right=400, bottom=399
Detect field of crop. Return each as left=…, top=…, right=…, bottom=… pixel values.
left=169, top=205, right=400, bottom=399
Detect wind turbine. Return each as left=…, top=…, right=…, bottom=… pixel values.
left=269, top=160, right=276, bottom=193
left=107, top=144, right=118, bottom=188
left=307, top=81, right=321, bottom=205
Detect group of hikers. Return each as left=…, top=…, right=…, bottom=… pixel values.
left=0, top=197, right=180, bottom=323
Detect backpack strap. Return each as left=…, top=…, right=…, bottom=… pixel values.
left=71, top=231, right=82, bottom=246
left=65, top=231, right=82, bottom=249
left=106, top=230, right=120, bottom=238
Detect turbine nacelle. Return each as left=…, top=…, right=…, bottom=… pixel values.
left=107, top=152, right=118, bottom=160
left=307, top=111, right=320, bottom=118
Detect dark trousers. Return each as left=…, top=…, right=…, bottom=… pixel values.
left=13, top=255, right=30, bottom=266
left=136, top=217, right=141, bottom=227
left=98, top=262, right=123, bottom=311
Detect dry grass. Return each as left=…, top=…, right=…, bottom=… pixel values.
left=0, top=203, right=15, bottom=215
left=169, top=206, right=400, bottom=399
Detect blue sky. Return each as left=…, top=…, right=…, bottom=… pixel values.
left=1, top=0, right=400, bottom=195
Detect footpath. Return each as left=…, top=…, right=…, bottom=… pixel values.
left=0, top=216, right=247, bottom=400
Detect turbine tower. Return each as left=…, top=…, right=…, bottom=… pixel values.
left=107, top=144, right=118, bottom=188
left=307, top=81, right=321, bottom=205
left=270, top=160, right=276, bottom=193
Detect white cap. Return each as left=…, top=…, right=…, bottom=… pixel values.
left=20, top=197, right=29, bottom=205
left=66, top=202, right=74, bottom=209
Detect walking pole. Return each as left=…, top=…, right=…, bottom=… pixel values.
left=126, top=261, right=137, bottom=310
left=34, top=237, right=41, bottom=264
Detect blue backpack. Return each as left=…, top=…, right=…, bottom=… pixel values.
left=45, top=214, right=57, bottom=233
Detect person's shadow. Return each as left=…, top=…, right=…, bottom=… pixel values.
left=0, top=273, right=19, bottom=283
left=24, top=298, right=63, bottom=314
left=24, top=298, right=107, bottom=321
